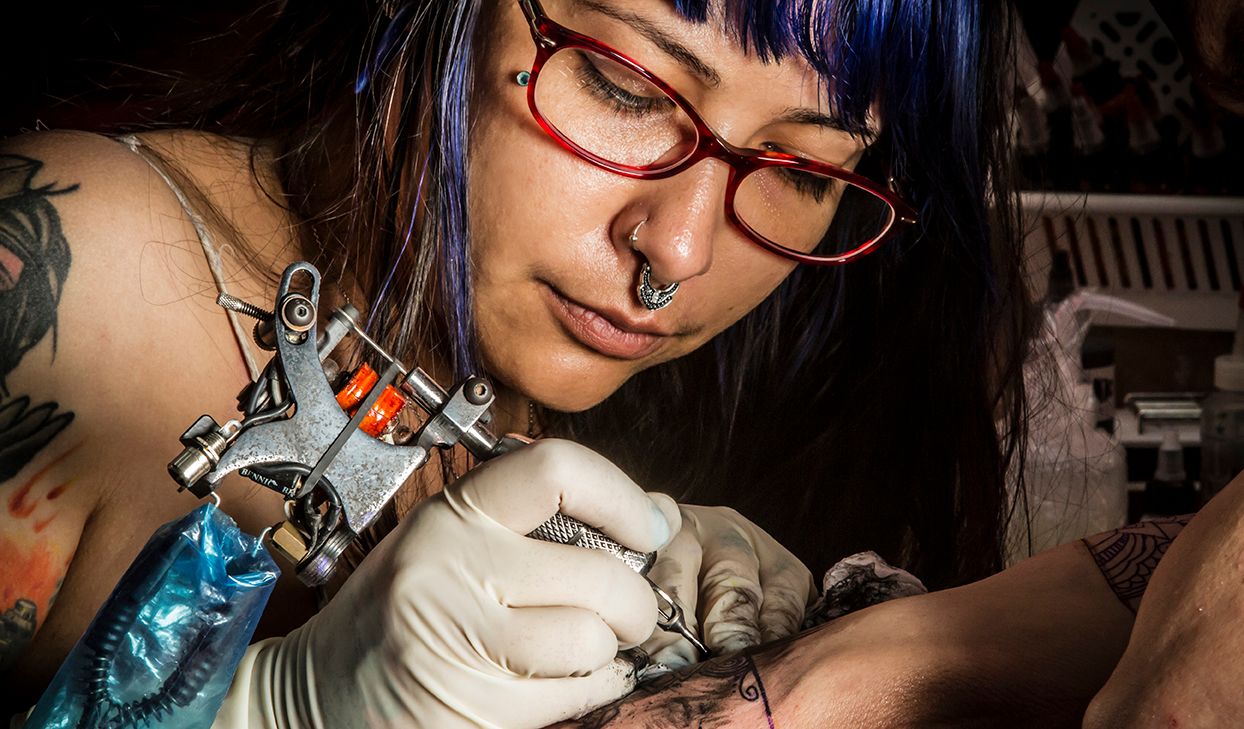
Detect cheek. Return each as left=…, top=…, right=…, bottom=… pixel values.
left=467, top=92, right=615, bottom=278
left=685, top=246, right=796, bottom=344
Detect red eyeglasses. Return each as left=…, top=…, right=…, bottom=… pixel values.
left=516, top=0, right=917, bottom=266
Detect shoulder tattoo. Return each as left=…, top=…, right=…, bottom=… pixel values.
left=0, top=153, right=77, bottom=477
left=1082, top=515, right=1192, bottom=613
left=0, top=153, right=78, bottom=668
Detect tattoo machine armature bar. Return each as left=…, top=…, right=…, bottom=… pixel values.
left=167, top=261, right=655, bottom=587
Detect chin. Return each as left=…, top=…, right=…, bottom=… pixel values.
left=485, top=347, right=636, bottom=414
left=529, top=366, right=633, bottom=413
left=533, top=383, right=622, bottom=413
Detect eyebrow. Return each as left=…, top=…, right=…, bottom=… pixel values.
left=571, top=0, right=722, bottom=87
left=777, top=108, right=859, bottom=136
left=569, top=0, right=857, bottom=136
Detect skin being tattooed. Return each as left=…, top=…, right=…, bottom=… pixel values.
left=571, top=655, right=774, bottom=729
left=1082, top=515, right=1193, bottom=613
left=0, top=153, right=77, bottom=668
left=551, top=635, right=809, bottom=729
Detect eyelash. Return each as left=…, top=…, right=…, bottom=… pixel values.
left=761, top=144, right=835, bottom=202
left=781, top=170, right=833, bottom=202
left=572, top=54, right=839, bottom=204
left=575, top=52, right=671, bottom=117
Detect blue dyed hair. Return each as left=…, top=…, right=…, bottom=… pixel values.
left=363, top=0, right=999, bottom=374
left=175, top=0, right=1031, bottom=585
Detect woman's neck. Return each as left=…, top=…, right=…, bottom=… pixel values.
left=489, top=384, right=536, bottom=438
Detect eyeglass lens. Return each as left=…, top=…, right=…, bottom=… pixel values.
left=533, top=46, right=895, bottom=260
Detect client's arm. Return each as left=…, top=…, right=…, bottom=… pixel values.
left=1085, top=474, right=1244, bottom=727
left=554, top=536, right=1138, bottom=728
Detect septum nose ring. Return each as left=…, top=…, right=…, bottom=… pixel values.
left=629, top=220, right=679, bottom=311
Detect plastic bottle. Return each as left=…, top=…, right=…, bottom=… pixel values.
left=1144, top=430, right=1198, bottom=517
left=1022, top=378, right=1128, bottom=554
left=1081, top=335, right=1115, bottom=434
left=1013, top=287, right=1175, bottom=559
left=1200, top=291, right=1244, bottom=500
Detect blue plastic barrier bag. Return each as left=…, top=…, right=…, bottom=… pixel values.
left=26, top=503, right=279, bottom=729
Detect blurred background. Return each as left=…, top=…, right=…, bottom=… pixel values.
left=2, top=0, right=1242, bottom=557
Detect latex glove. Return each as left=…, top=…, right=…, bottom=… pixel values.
left=213, top=438, right=681, bottom=729
left=640, top=505, right=815, bottom=668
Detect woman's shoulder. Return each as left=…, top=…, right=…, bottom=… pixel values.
left=1, top=129, right=264, bottom=285
left=2, top=130, right=180, bottom=258
left=1, top=129, right=277, bottom=247
left=0, top=129, right=299, bottom=703
left=0, top=129, right=276, bottom=383
left=0, top=128, right=291, bottom=483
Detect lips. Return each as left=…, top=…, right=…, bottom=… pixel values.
left=543, top=284, right=668, bottom=360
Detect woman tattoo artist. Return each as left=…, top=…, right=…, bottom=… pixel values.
left=0, top=0, right=1129, bottom=726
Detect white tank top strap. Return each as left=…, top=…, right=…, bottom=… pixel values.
left=115, top=134, right=262, bottom=381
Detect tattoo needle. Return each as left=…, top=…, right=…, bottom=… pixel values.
left=646, top=577, right=709, bottom=658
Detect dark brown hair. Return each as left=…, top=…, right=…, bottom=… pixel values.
left=126, top=0, right=1034, bottom=587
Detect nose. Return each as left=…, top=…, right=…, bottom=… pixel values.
left=627, top=159, right=729, bottom=287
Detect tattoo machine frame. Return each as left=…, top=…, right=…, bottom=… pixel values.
left=167, top=261, right=704, bottom=651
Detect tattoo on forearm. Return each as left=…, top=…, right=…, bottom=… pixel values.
left=567, top=652, right=778, bottom=729
left=1083, top=515, right=1192, bottom=612
left=0, top=154, right=77, bottom=480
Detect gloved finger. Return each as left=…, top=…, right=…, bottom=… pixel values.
left=539, top=656, right=641, bottom=726
left=695, top=512, right=764, bottom=655
left=457, top=439, right=681, bottom=552
left=756, top=551, right=817, bottom=642
left=640, top=525, right=703, bottom=668
left=497, top=537, right=658, bottom=648
left=497, top=606, right=619, bottom=678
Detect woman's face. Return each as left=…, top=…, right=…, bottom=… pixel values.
left=468, top=0, right=869, bottom=412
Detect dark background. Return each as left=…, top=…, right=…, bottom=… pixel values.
left=2, top=3, right=1239, bottom=484
left=0, top=1, right=1195, bottom=137
left=0, top=3, right=258, bottom=136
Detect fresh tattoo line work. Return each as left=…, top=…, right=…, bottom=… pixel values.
left=0, top=153, right=78, bottom=668
left=566, top=651, right=777, bottom=729
left=1082, top=515, right=1192, bottom=613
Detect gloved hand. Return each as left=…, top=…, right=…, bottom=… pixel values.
left=640, top=504, right=816, bottom=667
left=213, top=438, right=681, bottom=729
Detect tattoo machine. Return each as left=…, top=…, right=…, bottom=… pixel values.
left=167, top=261, right=706, bottom=653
